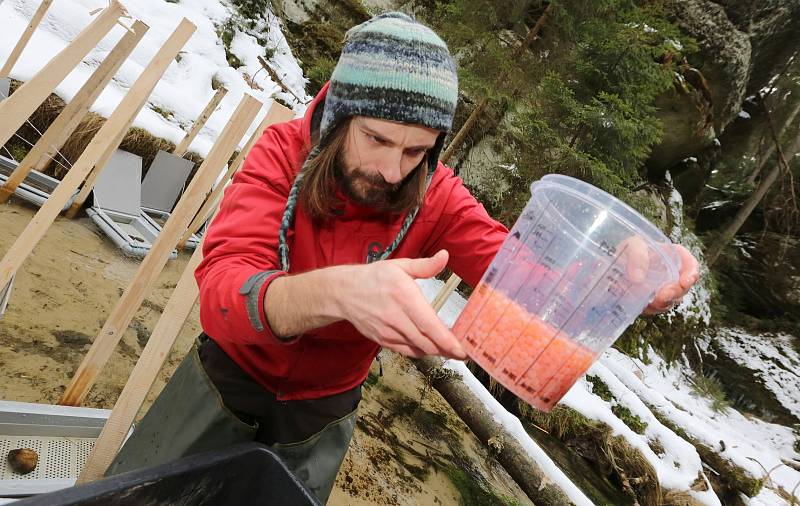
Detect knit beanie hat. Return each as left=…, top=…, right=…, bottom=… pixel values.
left=278, top=12, right=459, bottom=271
left=319, top=11, right=459, bottom=174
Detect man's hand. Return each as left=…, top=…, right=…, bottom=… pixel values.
left=265, top=250, right=467, bottom=360
left=337, top=250, right=468, bottom=360
left=620, top=237, right=700, bottom=315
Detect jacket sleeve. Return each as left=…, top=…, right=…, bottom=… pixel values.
left=194, top=124, right=300, bottom=345
left=423, top=167, right=509, bottom=288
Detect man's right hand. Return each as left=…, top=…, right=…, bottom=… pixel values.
left=264, top=249, right=468, bottom=360
left=336, top=249, right=467, bottom=360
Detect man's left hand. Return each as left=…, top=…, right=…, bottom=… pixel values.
left=641, top=244, right=700, bottom=315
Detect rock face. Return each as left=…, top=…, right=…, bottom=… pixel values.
left=651, top=0, right=800, bottom=172
left=714, top=0, right=800, bottom=90
left=670, top=0, right=752, bottom=134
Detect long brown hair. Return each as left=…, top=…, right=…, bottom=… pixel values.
left=298, top=118, right=430, bottom=221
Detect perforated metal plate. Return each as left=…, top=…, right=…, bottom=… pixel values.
left=0, top=435, right=94, bottom=481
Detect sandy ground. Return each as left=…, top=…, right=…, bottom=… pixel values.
left=0, top=198, right=200, bottom=410
left=0, top=197, right=530, bottom=505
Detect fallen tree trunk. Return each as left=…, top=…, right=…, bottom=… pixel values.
left=411, top=356, right=574, bottom=505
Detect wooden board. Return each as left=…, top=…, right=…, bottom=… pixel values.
left=172, top=87, right=227, bottom=157
left=0, top=1, right=126, bottom=147
left=76, top=236, right=206, bottom=483
left=0, top=0, right=54, bottom=78
left=178, top=101, right=294, bottom=247
left=0, top=20, right=149, bottom=204
left=59, top=93, right=261, bottom=407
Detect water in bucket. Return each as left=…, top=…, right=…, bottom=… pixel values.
left=453, top=174, right=681, bottom=411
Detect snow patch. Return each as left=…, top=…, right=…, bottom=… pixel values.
left=665, top=172, right=711, bottom=325
left=714, top=328, right=800, bottom=419
left=0, top=0, right=309, bottom=160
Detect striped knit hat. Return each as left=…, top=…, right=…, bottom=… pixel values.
left=278, top=12, right=459, bottom=271
left=320, top=11, right=459, bottom=173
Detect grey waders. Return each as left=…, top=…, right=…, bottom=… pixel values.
left=107, top=342, right=358, bottom=504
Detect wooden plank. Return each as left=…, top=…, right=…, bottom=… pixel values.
left=0, top=276, right=13, bottom=318
left=0, top=20, right=150, bottom=204
left=432, top=273, right=461, bottom=313
left=172, top=87, right=227, bottom=157
left=59, top=93, right=261, bottom=406
left=76, top=235, right=206, bottom=483
left=0, top=19, right=197, bottom=306
left=0, top=0, right=55, bottom=78
left=0, top=1, right=126, bottom=147
left=177, top=101, right=294, bottom=248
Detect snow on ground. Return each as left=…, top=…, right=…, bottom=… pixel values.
left=418, top=276, right=800, bottom=504
left=561, top=363, right=720, bottom=505
left=713, top=328, right=800, bottom=419
left=603, top=347, right=800, bottom=504
left=0, top=0, right=309, bottom=159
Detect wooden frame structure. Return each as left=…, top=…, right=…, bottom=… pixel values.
left=0, top=18, right=197, bottom=304
left=59, top=93, right=261, bottom=407
left=0, top=20, right=150, bottom=203
left=0, top=1, right=127, bottom=147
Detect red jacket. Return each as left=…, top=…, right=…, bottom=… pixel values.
left=195, top=84, right=508, bottom=400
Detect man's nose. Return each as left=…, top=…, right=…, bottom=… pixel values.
left=379, top=149, right=404, bottom=184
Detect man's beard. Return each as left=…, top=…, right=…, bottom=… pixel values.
left=335, top=156, right=410, bottom=212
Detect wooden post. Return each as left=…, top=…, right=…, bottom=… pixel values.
left=0, top=19, right=197, bottom=302
left=59, top=93, right=261, bottom=406
left=177, top=101, right=294, bottom=248
left=431, top=273, right=461, bottom=313
left=76, top=235, right=207, bottom=483
left=0, top=21, right=149, bottom=204
left=0, top=1, right=126, bottom=147
left=0, top=0, right=55, bottom=79
left=172, top=87, right=228, bottom=157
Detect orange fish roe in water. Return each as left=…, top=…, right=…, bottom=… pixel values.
left=453, top=282, right=596, bottom=411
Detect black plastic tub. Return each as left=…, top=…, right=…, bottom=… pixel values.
left=13, top=443, right=319, bottom=505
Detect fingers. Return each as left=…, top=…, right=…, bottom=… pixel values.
left=623, top=236, right=650, bottom=283
left=395, top=250, right=449, bottom=280
left=400, top=286, right=468, bottom=360
left=385, top=311, right=442, bottom=356
left=674, top=244, right=700, bottom=290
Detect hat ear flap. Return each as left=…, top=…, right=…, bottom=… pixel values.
left=427, top=132, right=447, bottom=175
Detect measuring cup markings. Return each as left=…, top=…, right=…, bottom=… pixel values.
left=492, top=250, right=583, bottom=384
left=474, top=229, right=559, bottom=362
left=491, top=230, right=621, bottom=388
left=454, top=203, right=553, bottom=350
left=523, top=243, right=631, bottom=404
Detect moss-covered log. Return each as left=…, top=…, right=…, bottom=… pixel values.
left=412, top=356, right=574, bottom=505
left=649, top=409, right=763, bottom=498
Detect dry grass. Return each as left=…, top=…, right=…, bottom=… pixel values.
left=2, top=79, right=205, bottom=181
left=663, top=489, right=706, bottom=506
left=527, top=405, right=664, bottom=505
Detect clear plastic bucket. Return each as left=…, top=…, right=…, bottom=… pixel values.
left=453, top=174, right=681, bottom=411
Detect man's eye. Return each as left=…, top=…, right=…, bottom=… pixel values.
left=406, top=148, right=426, bottom=156
left=369, top=135, right=385, bottom=145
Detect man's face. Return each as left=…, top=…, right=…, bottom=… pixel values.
left=338, top=116, right=439, bottom=209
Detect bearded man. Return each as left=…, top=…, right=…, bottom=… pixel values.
left=107, top=12, right=699, bottom=504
